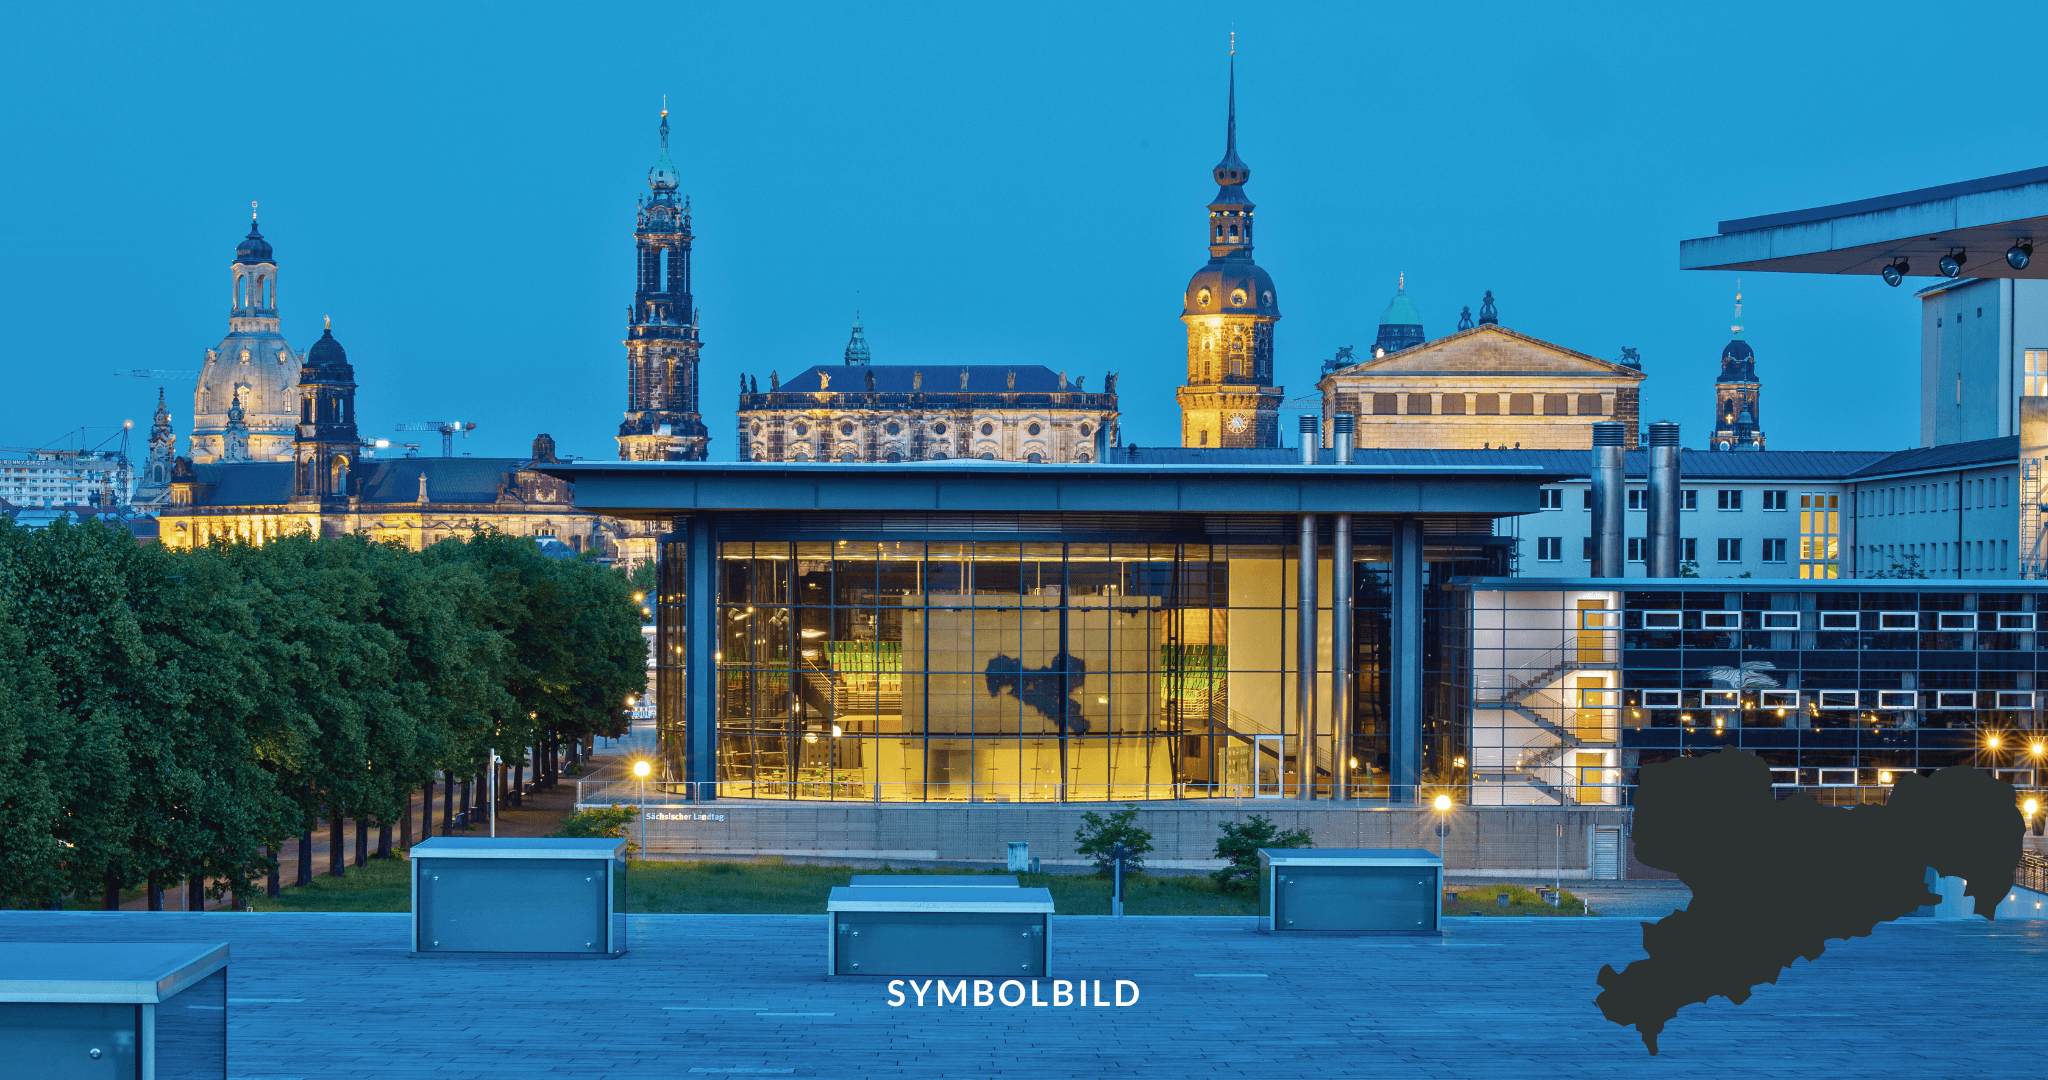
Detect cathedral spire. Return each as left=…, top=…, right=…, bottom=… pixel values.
left=649, top=103, right=680, bottom=193
left=1731, top=280, right=1745, bottom=338
left=843, top=313, right=871, bottom=366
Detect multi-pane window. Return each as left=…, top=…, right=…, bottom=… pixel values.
left=1799, top=493, right=1840, bottom=579
left=1680, top=538, right=1697, bottom=563
left=1627, top=489, right=1646, bottom=510
left=1762, top=538, right=1788, bottom=562
left=1508, top=394, right=1535, bottom=415
left=1762, top=490, right=1788, bottom=511
left=1577, top=393, right=1603, bottom=415
left=2026, top=349, right=2048, bottom=397
left=1536, top=537, right=1562, bottom=561
left=1627, top=538, right=1646, bottom=562
left=1538, top=488, right=1563, bottom=510
left=1582, top=537, right=1597, bottom=560
left=1717, top=538, right=1743, bottom=562
left=1373, top=393, right=1399, bottom=415
left=1717, top=490, right=1743, bottom=511
left=1542, top=394, right=1570, bottom=415
left=1680, top=489, right=1698, bottom=511
left=1407, top=393, right=1433, bottom=415
left=1582, top=490, right=1593, bottom=511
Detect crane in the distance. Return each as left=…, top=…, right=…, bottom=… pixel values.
left=395, top=422, right=477, bottom=457
left=113, top=369, right=199, bottom=380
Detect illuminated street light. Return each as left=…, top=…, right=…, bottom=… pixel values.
left=1879, top=771, right=1894, bottom=784
left=1433, top=794, right=1452, bottom=811
left=632, top=760, right=651, bottom=779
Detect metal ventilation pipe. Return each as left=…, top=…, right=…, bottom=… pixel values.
left=1590, top=422, right=1625, bottom=578
left=1299, top=414, right=1320, bottom=465
left=1333, top=413, right=1355, bottom=464
left=1646, top=422, right=1682, bottom=577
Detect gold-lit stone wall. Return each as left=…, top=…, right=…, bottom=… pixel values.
left=1317, top=325, right=1647, bottom=450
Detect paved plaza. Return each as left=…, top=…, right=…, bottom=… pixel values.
left=1, top=909, right=2037, bottom=1078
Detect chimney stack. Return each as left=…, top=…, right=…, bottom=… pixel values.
left=1333, top=413, right=1355, bottom=464
left=1646, top=422, right=1682, bottom=577
left=1590, top=422, right=1625, bottom=577
left=1299, top=414, right=1320, bottom=465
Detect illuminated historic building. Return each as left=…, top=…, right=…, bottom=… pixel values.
left=190, top=213, right=303, bottom=464
left=617, top=107, right=710, bottom=462
left=735, top=318, right=1120, bottom=463
left=1317, top=322, right=1647, bottom=450
left=1710, top=288, right=1766, bottom=451
left=158, top=324, right=652, bottom=562
left=1175, top=57, right=1283, bottom=449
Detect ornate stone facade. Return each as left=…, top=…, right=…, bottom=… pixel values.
left=190, top=214, right=303, bottom=464
left=1316, top=324, right=1646, bottom=450
left=735, top=331, right=1118, bottom=463
left=1175, top=57, right=1283, bottom=448
left=616, top=108, right=710, bottom=461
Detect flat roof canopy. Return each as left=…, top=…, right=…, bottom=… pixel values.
left=1679, top=165, right=2048, bottom=280
left=539, top=460, right=1568, bottom=522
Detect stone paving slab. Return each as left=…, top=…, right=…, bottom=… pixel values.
left=0, top=910, right=2038, bottom=1078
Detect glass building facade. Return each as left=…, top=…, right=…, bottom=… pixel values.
left=1458, top=578, right=2048, bottom=806
left=696, top=537, right=1498, bottom=801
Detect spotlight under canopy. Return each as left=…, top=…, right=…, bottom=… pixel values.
left=1939, top=250, right=1966, bottom=278
left=2010, top=242, right=2034, bottom=270
left=1881, top=260, right=1908, bottom=287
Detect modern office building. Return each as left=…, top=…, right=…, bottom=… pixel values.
left=1462, top=576, right=2047, bottom=806
left=545, top=452, right=2048, bottom=808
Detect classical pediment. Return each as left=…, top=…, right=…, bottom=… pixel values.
left=1326, top=325, right=1644, bottom=381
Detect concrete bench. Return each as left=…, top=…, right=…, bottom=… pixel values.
left=1260, top=848, right=1443, bottom=935
left=0, top=941, right=229, bottom=1079
left=411, top=837, right=628, bottom=958
left=827, top=885, right=1053, bottom=977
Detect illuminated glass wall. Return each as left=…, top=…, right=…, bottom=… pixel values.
left=711, top=539, right=1365, bottom=802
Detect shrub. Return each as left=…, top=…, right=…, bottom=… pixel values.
left=1074, top=803, right=1153, bottom=875
left=1210, top=814, right=1312, bottom=891
left=553, top=806, right=637, bottom=841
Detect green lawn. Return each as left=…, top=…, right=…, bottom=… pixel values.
left=249, top=856, right=412, bottom=912
left=1442, top=882, right=1588, bottom=916
left=242, top=857, right=1262, bottom=915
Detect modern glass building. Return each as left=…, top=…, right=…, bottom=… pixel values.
left=550, top=458, right=1552, bottom=803
left=1457, top=578, right=2048, bottom=806
left=547, top=459, right=2047, bottom=806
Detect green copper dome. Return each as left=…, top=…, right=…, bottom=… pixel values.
left=1379, top=285, right=1422, bottom=327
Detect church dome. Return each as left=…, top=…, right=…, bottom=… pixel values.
left=235, top=221, right=272, bottom=264
left=301, top=326, right=354, bottom=383
left=1184, top=258, right=1279, bottom=318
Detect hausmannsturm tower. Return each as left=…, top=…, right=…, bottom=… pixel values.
left=1175, top=52, right=1282, bottom=448
left=616, top=107, right=709, bottom=461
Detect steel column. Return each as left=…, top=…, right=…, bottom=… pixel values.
left=1296, top=514, right=1318, bottom=800
left=1331, top=513, right=1353, bottom=801
left=1389, top=518, right=1424, bottom=803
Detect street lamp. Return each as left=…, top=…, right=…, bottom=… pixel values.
left=632, top=759, right=652, bottom=856
left=1432, top=793, right=1451, bottom=866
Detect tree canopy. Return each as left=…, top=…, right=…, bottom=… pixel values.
left=0, top=519, right=646, bottom=908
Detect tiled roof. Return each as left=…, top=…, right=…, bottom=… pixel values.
left=770, top=365, right=1103, bottom=395
left=1845, top=436, right=2016, bottom=478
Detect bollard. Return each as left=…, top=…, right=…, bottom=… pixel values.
left=1006, top=841, right=1030, bottom=873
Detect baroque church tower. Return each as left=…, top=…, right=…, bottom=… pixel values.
left=293, top=319, right=360, bottom=506
left=1175, top=49, right=1283, bottom=448
left=192, top=209, right=303, bottom=463
left=1711, top=286, right=1765, bottom=451
left=616, top=107, right=710, bottom=461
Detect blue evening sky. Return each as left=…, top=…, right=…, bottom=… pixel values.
left=5, top=2, right=2045, bottom=461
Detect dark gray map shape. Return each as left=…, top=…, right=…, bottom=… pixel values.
left=1595, top=746, right=2022, bottom=1054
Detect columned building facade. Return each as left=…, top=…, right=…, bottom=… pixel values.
left=617, top=108, right=710, bottom=462
left=1175, top=59, right=1283, bottom=449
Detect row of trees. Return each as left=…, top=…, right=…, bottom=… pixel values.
left=0, top=518, right=647, bottom=909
